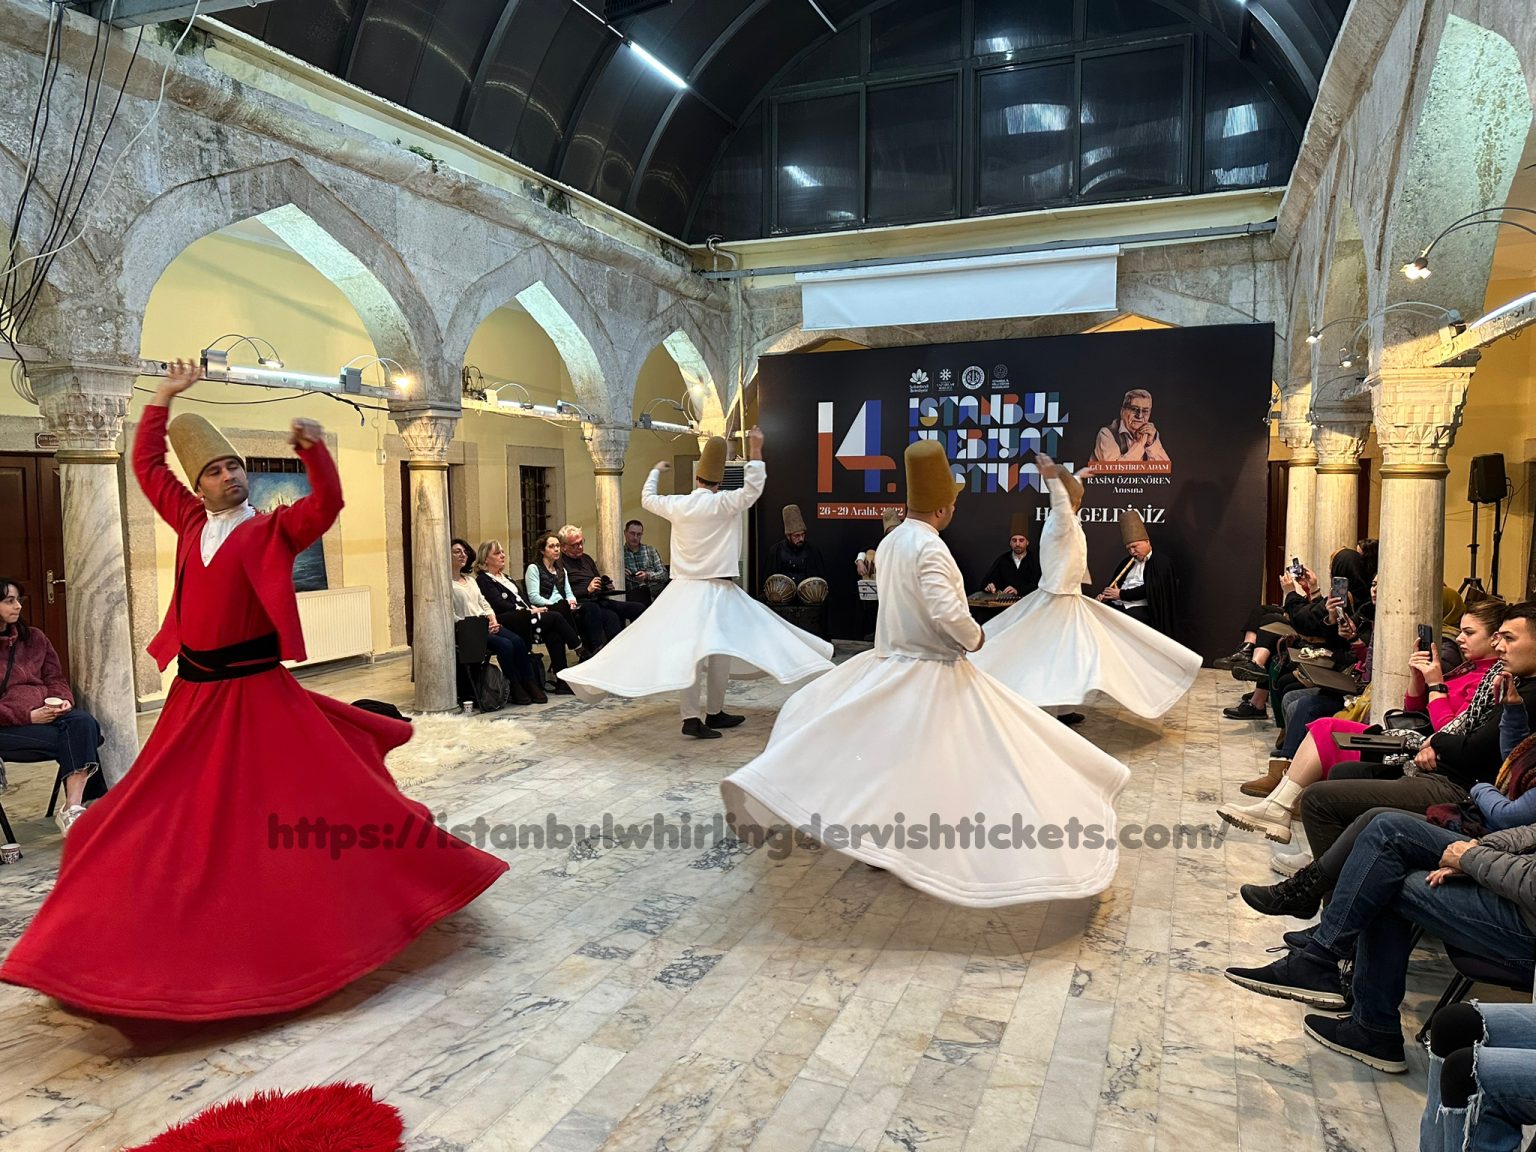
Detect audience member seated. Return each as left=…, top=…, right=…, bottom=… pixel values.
left=1422, top=1002, right=1536, bottom=1152
left=1223, top=808, right=1536, bottom=1074
left=559, top=523, right=643, bottom=632
left=978, top=513, right=1041, bottom=599
left=1289, top=601, right=1536, bottom=866
left=527, top=532, right=618, bottom=655
left=1212, top=602, right=1292, bottom=673
left=1241, top=640, right=1536, bottom=922
left=1330, top=537, right=1379, bottom=610
left=763, top=504, right=827, bottom=586
left=1223, top=563, right=1355, bottom=730
left=0, top=577, right=107, bottom=835
left=622, top=519, right=668, bottom=607
left=475, top=540, right=581, bottom=695
left=451, top=538, right=541, bottom=706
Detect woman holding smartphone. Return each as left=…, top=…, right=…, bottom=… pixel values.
left=1217, top=597, right=1506, bottom=844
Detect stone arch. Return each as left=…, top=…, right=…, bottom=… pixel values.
left=445, top=247, right=615, bottom=417
left=1312, top=199, right=1371, bottom=399
left=1379, top=15, right=1531, bottom=363
left=115, top=159, right=441, bottom=392
left=658, top=330, right=727, bottom=435
left=0, top=140, right=104, bottom=311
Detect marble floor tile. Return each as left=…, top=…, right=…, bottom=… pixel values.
left=0, top=663, right=1435, bottom=1151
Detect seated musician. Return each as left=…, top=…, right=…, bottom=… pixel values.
left=979, top=513, right=1041, bottom=599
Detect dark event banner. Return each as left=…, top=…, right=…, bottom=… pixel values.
left=756, top=324, right=1275, bottom=662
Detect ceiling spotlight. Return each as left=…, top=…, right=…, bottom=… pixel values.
left=1305, top=330, right=1321, bottom=344
left=1401, top=255, right=1431, bottom=280
left=1339, top=350, right=1355, bottom=369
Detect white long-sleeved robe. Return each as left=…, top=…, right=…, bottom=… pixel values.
left=972, top=475, right=1201, bottom=718
left=721, top=516, right=1131, bottom=907
left=558, top=462, right=833, bottom=702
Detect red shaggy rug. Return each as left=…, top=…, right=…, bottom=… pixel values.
left=126, top=1083, right=404, bottom=1151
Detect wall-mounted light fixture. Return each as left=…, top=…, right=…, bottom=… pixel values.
left=1401, top=206, right=1536, bottom=280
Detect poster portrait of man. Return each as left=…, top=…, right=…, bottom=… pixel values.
left=1092, top=389, right=1170, bottom=465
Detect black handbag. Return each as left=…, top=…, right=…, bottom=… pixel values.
left=1382, top=709, right=1433, bottom=736
left=475, top=663, right=508, bottom=713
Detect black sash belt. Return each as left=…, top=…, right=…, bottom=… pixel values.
left=177, top=633, right=281, bottom=683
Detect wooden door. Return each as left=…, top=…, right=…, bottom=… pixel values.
left=0, top=453, right=69, bottom=675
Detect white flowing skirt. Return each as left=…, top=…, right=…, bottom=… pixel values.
left=972, top=590, right=1201, bottom=718
left=721, top=652, right=1130, bottom=906
left=558, top=578, right=834, bottom=703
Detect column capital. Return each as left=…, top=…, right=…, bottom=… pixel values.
left=392, top=405, right=459, bottom=466
left=1367, top=366, right=1475, bottom=475
left=586, top=424, right=630, bottom=473
left=1310, top=399, right=1370, bottom=473
left=30, top=361, right=139, bottom=460
left=1278, top=417, right=1317, bottom=461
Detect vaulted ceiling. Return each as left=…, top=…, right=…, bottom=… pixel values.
left=217, top=0, right=1350, bottom=241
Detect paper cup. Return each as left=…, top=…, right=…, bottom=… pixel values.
left=44, top=697, right=64, bottom=707
left=0, top=844, right=21, bottom=865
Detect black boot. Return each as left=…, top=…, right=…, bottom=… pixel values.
left=682, top=718, right=721, bottom=740
left=706, top=711, right=745, bottom=729
left=1213, top=643, right=1254, bottom=672
left=521, top=677, right=548, bottom=704
left=507, top=678, right=533, bottom=706
left=1240, top=863, right=1328, bottom=918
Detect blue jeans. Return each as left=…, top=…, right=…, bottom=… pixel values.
left=1313, top=812, right=1536, bottom=1035
left=1422, top=1002, right=1536, bottom=1152
left=0, top=709, right=107, bottom=797
left=487, top=630, right=532, bottom=681
left=1281, top=688, right=1339, bottom=758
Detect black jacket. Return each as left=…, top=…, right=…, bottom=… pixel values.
left=1430, top=674, right=1536, bottom=793
left=981, top=549, right=1041, bottom=596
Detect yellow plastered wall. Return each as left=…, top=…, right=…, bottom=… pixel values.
left=1443, top=275, right=1536, bottom=600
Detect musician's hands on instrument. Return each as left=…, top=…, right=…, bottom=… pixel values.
left=1099, top=584, right=1120, bottom=602
left=984, top=583, right=996, bottom=594
left=1002, top=586, right=1017, bottom=596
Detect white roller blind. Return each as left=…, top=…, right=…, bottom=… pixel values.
left=797, top=246, right=1120, bottom=331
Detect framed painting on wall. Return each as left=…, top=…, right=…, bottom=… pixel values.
left=247, top=459, right=328, bottom=592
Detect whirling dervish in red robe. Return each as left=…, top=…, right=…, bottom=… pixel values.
left=0, top=358, right=507, bottom=1021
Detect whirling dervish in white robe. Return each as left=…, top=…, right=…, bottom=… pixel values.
left=721, top=441, right=1131, bottom=907
left=560, top=431, right=834, bottom=738
left=971, top=457, right=1201, bottom=719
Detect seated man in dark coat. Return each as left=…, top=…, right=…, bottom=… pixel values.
left=763, top=504, right=827, bottom=586
left=1098, top=509, right=1177, bottom=637
left=979, top=513, right=1042, bottom=598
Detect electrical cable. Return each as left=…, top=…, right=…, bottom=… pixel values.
left=3, top=1, right=202, bottom=289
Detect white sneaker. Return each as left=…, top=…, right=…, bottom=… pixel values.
left=1271, top=847, right=1313, bottom=876
left=55, top=804, right=88, bottom=837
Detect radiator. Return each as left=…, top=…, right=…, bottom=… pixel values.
left=288, top=586, right=374, bottom=667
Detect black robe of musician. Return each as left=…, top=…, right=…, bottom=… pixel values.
left=979, top=548, right=1041, bottom=596
left=1120, top=551, right=1179, bottom=639
left=765, top=539, right=828, bottom=583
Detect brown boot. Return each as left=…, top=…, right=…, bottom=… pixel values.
left=1240, top=757, right=1289, bottom=798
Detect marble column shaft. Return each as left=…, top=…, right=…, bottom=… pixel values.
left=1279, top=418, right=1317, bottom=573
left=1311, top=419, right=1368, bottom=571
left=396, top=412, right=459, bottom=713
left=1368, top=368, right=1473, bottom=724
left=34, top=366, right=140, bottom=786
left=587, top=425, right=630, bottom=590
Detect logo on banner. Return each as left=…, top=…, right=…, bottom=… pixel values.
left=993, top=364, right=1009, bottom=381
left=818, top=400, right=898, bottom=494
left=961, top=366, right=985, bottom=391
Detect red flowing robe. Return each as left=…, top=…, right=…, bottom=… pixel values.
left=0, top=404, right=507, bottom=1020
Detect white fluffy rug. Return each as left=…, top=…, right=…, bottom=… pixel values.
left=383, top=710, right=537, bottom=788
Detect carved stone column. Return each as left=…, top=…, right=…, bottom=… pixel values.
left=1368, top=368, right=1474, bottom=723
left=31, top=363, right=140, bottom=786
left=1279, top=417, right=1317, bottom=572
left=394, top=408, right=459, bottom=713
left=1311, top=405, right=1369, bottom=569
left=586, top=425, right=630, bottom=589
